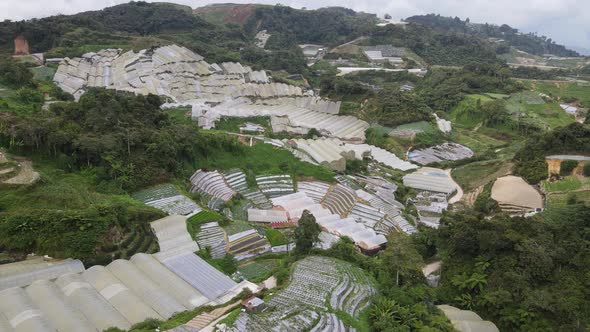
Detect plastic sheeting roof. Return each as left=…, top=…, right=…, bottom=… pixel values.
left=437, top=305, right=499, bottom=332
left=157, top=251, right=237, bottom=300
left=106, top=259, right=186, bottom=319
left=150, top=215, right=200, bottom=253
left=25, top=280, right=96, bottom=332
left=130, top=253, right=209, bottom=309
left=55, top=272, right=131, bottom=331
left=0, top=258, right=85, bottom=291
left=0, top=286, right=56, bottom=332
left=403, top=167, right=457, bottom=194
left=83, top=265, right=163, bottom=324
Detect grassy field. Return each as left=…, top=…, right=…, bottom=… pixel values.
left=451, top=128, right=508, bottom=156
left=452, top=159, right=513, bottom=191
left=546, top=190, right=590, bottom=208
left=450, top=92, right=575, bottom=133
left=186, top=210, right=225, bottom=237
left=0, top=83, right=11, bottom=98
left=0, top=156, right=164, bottom=261
left=195, top=139, right=335, bottom=182
left=223, top=220, right=254, bottom=236
left=484, top=93, right=510, bottom=99
left=264, top=228, right=289, bottom=246
left=542, top=176, right=590, bottom=208
left=216, top=116, right=271, bottom=133
left=521, top=80, right=590, bottom=106
left=166, top=107, right=193, bottom=125
left=0, top=161, right=143, bottom=211
left=449, top=94, right=493, bottom=129
left=542, top=177, right=590, bottom=192
left=505, top=91, right=575, bottom=129
left=31, top=66, right=57, bottom=81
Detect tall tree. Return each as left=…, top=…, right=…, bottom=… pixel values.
left=294, top=210, right=321, bottom=254
left=379, top=232, right=424, bottom=287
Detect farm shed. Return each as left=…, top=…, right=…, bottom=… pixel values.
left=362, top=45, right=404, bottom=64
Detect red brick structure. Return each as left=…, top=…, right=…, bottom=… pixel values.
left=14, top=35, right=30, bottom=56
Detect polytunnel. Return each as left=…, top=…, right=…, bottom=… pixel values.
left=0, top=287, right=55, bottom=332
left=0, top=312, right=12, bottom=332
left=55, top=272, right=131, bottom=331
left=106, top=259, right=186, bottom=319
left=130, top=253, right=209, bottom=308
left=25, top=279, right=96, bottom=332
left=157, top=251, right=237, bottom=300
left=82, top=265, right=162, bottom=324
left=0, top=258, right=84, bottom=290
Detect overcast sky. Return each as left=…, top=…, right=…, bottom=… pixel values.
left=1, top=0, right=588, bottom=52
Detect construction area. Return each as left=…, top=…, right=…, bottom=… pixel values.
left=491, top=176, right=544, bottom=215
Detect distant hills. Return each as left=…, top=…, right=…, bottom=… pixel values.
left=0, top=2, right=583, bottom=69
left=405, top=14, right=580, bottom=57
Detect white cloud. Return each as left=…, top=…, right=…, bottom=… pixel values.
left=1, top=0, right=588, bottom=49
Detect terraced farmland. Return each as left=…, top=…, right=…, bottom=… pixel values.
left=233, top=256, right=376, bottom=331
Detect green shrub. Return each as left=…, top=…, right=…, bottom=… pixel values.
left=560, top=160, right=578, bottom=176
left=16, top=88, right=43, bottom=103
left=583, top=163, right=590, bottom=177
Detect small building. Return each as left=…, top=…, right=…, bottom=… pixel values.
left=241, top=296, right=265, bottom=312
left=362, top=45, right=405, bottom=64
left=299, top=44, right=326, bottom=58
left=400, top=83, right=415, bottom=92
left=559, top=103, right=579, bottom=115
left=240, top=122, right=265, bottom=134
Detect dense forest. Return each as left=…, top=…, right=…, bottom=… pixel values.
left=1, top=87, right=244, bottom=190
left=368, top=23, right=503, bottom=66
left=434, top=205, right=590, bottom=331
left=406, top=14, right=579, bottom=57
left=514, top=123, right=590, bottom=183
left=319, top=61, right=521, bottom=128
left=245, top=5, right=377, bottom=48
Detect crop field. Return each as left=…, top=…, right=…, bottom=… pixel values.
left=224, top=220, right=254, bottom=236
left=132, top=183, right=179, bottom=203
left=234, top=256, right=376, bottom=331
left=395, top=121, right=436, bottom=133
left=484, top=93, right=510, bottom=99
left=238, top=259, right=278, bottom=280
left=188, top=210, right=224, bottom=223
left=452, top=128, right=508, bottom=155
left=195, top=139, right=335, bottom=182
left=508, top=91, right=545, bottom=105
